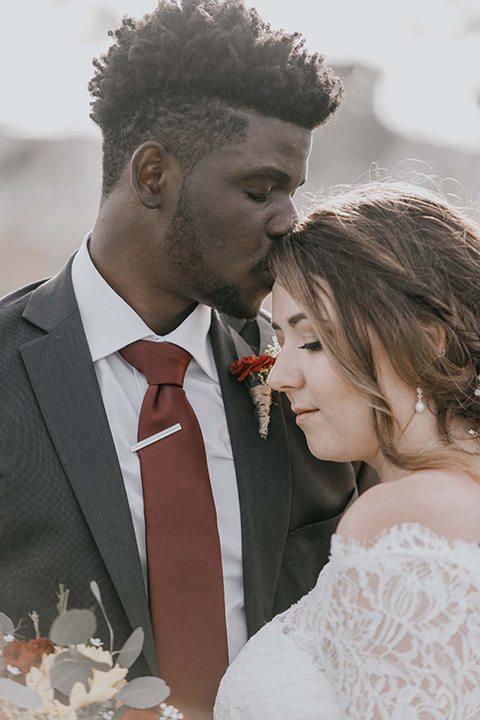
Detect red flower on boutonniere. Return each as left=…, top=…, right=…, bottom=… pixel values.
left=229, top=340, right=280, bottom=440
left=229, top=354, right=276, bottom=382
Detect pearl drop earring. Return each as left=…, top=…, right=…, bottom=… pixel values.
left=415, top=387, right=425, bottom=413
left=474, top=375, right=480, bottom=398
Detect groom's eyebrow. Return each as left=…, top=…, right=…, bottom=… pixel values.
left=244, top=167, right=290, bottom=184
left=243, top=167, right=305, bottom=188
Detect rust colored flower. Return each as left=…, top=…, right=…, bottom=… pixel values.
left=229, top=354, right=275, bottom=382
left=3, top=637, right=55, bottom=675
left=122, top=711, right=158, bottom=720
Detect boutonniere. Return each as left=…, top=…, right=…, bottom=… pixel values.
left=229, top=339, right=280, bottom=440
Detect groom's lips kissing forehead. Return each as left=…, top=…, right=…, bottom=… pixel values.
left=251, top=255, right=274, bottom=286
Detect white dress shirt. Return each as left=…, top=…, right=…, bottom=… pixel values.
left=71, top=236, right=248, bottom=662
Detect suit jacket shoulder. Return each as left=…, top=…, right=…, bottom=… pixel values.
left=0, top=278, right=44, bottom=337
left=0, top=261, right=156, bottom=676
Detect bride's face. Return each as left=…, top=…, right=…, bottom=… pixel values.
left=269, top=283, right=379, bottom=464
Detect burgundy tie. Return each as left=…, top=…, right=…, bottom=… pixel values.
left=120, top=340, right=229, bottom=717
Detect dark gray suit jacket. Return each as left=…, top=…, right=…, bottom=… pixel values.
left=0, top=257, right=360, bottom=677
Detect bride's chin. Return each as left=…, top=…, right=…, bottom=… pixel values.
left=305, top=438, right=332, bottom=462
left=304, top=435, right=353, bottom=464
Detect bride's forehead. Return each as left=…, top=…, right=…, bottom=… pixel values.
left=271, top=282, right=334, bottom=329
left=271, top=285, right=304, bottom=328
left=272, top=283, right=300, bottom=310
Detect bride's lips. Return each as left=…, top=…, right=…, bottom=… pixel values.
left=292, top=407, right=319, bottom=426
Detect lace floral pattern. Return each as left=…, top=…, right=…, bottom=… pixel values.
left=214, top=610, right=342, bottom=720
left=215, top=523, right=480, bottom=720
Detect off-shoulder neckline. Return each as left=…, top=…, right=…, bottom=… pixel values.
left=332, top=521, right=480, bottom=554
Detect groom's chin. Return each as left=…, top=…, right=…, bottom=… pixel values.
left=199, top=284, right=266, bottom=320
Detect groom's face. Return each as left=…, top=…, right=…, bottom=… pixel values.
left=165, top=114, right=312, bottom=319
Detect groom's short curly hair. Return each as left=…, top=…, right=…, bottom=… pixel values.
left=89, top=0, right=343, bottom=196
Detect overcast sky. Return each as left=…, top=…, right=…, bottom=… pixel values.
left=3, top=0, right=480, bottom=151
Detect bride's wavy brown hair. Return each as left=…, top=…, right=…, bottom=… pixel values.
left=271, top=182, right=480, bottom=476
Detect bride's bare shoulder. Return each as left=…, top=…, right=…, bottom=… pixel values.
left=337, top=469, right=480, bottom=545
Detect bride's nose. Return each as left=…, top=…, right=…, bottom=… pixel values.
left=268, top=349, right=303, bottom=392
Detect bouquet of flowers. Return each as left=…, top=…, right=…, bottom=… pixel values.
left=0, top=583, right=186, bottom=720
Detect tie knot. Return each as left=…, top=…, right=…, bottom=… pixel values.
left=120, top=340, right=192, bottom=386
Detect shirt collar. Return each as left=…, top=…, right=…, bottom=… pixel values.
left=71, top=235, right=218, bottom=381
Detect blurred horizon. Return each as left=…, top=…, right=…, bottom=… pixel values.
left=2, top=0, right=480, bottom=152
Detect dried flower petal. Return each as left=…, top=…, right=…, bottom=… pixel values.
left=3, top=638, right=55, bottom=675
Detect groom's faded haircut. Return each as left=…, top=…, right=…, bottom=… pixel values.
left=89, top=0, right=343, bottom=197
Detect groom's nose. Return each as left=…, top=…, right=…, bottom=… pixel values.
left=266, top=196, right=298, bottom=240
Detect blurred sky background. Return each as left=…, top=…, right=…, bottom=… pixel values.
left=1, top=0, right=480, bottom=294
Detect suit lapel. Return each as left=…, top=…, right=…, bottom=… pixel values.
left=20, top=261, right=157, bottom=674
left=210, top=311, right=291, bottom=635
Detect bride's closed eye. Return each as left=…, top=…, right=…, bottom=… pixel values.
left=298, top=341, right=322, bottom=351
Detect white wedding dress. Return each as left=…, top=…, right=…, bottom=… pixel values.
left=214, top=523, right=480, bottom=719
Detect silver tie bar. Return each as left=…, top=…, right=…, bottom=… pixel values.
left=130, top=423, right=182, bottom=453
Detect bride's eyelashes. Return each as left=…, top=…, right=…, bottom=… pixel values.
left=298, top=341, right=322, bottom=352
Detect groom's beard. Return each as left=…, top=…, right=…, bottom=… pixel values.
left=165, top=198, right=268, bottom=320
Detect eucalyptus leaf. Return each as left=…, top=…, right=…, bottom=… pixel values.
left=0, top=612, right=15, bottom=635
left=0, top=679, right=43, bottom=709
left=50, top=658, right=93, bottom=695
left=90, top=580, right=102, bottom=605
left=90, top=581, right=114, bottom=654
left=117, top=627, right=144, bottom=669
left=69, top=646, right=111, bottom=672
left=53, top=650, right=72, bottom=665
left=117, top=676, right=170, bottom=708
left=49, top=609, right=97, bottom=646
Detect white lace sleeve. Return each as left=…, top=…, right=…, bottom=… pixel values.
left=318, top=524, right=480, bottom=719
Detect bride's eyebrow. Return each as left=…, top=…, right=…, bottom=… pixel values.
left=272, top=313, right=307, bottom=331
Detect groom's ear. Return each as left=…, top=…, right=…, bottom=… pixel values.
left=130, top=141, right=182, bottom=210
